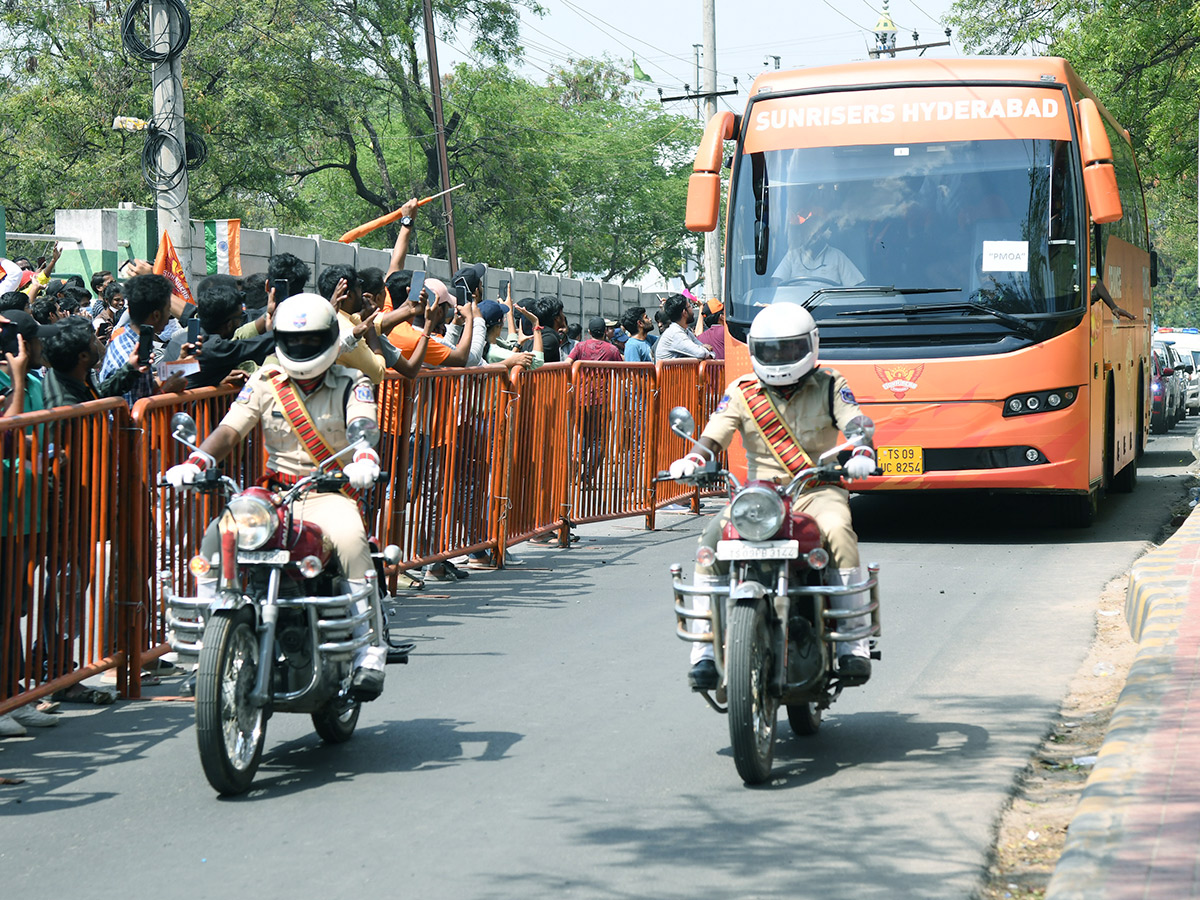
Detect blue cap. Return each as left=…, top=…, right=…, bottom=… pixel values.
left=477, top=300, right=505, bottom=328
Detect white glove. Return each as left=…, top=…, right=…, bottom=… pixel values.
left=669, top=452, right=707, bottom=480
left=844, top=448, right=876, bottom=481
left=165, top=454, right=206, bottom=488
left=344, top=451, right=381, bottom=490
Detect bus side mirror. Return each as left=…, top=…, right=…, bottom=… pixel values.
left=1150, top=249, right=1159, bottom=288
left=1077, top=98, right=1122, bottom=225
left=685, top=111, right=737, bottom=233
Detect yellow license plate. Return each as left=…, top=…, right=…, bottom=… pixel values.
left=878, top=446, right=924, bottom=476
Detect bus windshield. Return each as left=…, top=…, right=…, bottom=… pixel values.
left=727, top=138, right=1083, bottom=356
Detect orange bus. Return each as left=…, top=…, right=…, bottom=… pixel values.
left=687, top=57, right=1154, bottom=525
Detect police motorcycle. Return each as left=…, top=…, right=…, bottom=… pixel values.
left=160, top=412, right=412, bottom=795
left=661, top=406, right=881, bottom=784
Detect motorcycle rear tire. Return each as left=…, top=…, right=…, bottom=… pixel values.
left=312, top=699, right=360, bottom=743
left=786, top=702, right=822, bottom=736
left=196, top=608, right=266, bottom=796
left=727, top=600, right=778, bottom=785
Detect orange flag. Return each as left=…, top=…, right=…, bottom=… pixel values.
left=153, top=230, right=196, bottom=307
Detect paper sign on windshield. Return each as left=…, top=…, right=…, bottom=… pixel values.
left=982, top=241, right=1029, bottom=272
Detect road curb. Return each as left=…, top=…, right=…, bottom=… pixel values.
left=1045, top=507, right=1200, bottom=899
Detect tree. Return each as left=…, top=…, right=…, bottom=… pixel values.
left=0, top=4, right=698, bottom=285
left=946, top=0, right=1200, bottom=322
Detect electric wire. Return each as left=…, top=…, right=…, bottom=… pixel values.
left=120, top=0, right=191, bottom=64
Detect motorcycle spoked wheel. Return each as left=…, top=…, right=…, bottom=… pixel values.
left=195, top=607, right=266, bottom=795
left=312, top=697, right=360, bottom=743
left=727, top=599, right=779, bottom=785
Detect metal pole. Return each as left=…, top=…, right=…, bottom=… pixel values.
left=422, top=0, right=458, bottom=272
left=693, top=44, right=702, bottom=122
left=150, top=0, right=191, bottom=273
left=702, top=0, right=721, bottom=302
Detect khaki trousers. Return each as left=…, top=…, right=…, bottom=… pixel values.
left=201, top=491, right=371, bottom=580
left=694, top=484, right=860, bottom=575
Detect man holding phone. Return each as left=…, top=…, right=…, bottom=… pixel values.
left=99, top=274, right=189, bottom=405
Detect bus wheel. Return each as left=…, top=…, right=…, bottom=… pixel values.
left=1057, top=490, right=1097, bottom=528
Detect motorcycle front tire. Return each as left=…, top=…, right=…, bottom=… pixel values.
left=195, top=607, right=266, bottom=796
left=727, top=599, right=778, bottom=785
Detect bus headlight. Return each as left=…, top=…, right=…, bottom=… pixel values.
left=227, top=496, right=277, bottom=550
left=729, top=486, right=786, bottom=542
left=1002, top=387, right=1078, bottom=417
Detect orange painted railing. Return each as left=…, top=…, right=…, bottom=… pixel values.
left=0, top=359, right=724, bottom=704
left=1, top=400, right=129, bottom=713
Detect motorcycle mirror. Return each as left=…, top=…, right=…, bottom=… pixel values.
left=346, top=419, right=381, bottom=448
left=170, top=412, right=198, bottom=445
left=843, top=415, right=875, bottom=443
left=669, top=406, right=696, bottom=437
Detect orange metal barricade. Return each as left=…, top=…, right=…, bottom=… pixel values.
left=497, top=362, right=573, bottom=553
left=567, top=361, right=657, bottom=526
left=1, top=400, right=128, bottom=711
left=647, top=359, right=706, bottom=523
left=385, top=367, right=508, bottom=568
left=2, top=358, right=727, bottom=707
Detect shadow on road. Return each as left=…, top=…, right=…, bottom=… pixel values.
left=0, top=700, right=194, bottom=814
left=221, top=716, right=524, bottom=801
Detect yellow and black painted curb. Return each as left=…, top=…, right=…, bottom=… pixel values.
left=1044, top=507, right=1200, bottom=898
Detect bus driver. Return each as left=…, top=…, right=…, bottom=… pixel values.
left=772, top=200, right=865, bottom=288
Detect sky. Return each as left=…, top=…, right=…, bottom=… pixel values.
left=456, top=0, right=964, bottom=101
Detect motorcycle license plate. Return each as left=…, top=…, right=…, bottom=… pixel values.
left=237, top=549, right=291, bottom=565
left=716, top=540, right=799, bottom=561
left=878, top=446, right=923, bottom=475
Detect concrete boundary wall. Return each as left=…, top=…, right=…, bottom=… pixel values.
left=44, top=207, right=672, bottom=329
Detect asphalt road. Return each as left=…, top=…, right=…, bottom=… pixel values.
left=3, top=419, right=1197, bottom=900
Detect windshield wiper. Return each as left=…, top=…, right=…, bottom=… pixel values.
left=836, top=300, right=1038, bottom=337
left=802, top=284, right=960, bottom=311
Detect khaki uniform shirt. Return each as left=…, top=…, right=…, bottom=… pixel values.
left=701, top=368, right=863, bottom=483
left=220, top=360, right=378, bottom=479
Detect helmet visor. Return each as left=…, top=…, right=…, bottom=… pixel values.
left=749, top=334, right=812, bottom=366
left=276, top=329, right=334, bottom=362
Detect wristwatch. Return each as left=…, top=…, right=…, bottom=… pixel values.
left=399, top=215, right=414, bottom=229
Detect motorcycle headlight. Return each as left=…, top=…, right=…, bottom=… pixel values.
left=227, top=496, right=277, bottom=550
left=729, top=486, right=786, bottom=542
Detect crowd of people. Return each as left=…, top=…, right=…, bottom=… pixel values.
left=0, top=197, right=727, bottom=738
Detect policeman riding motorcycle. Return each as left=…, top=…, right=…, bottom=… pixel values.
left=164, top=295, right=394, bottom=792
left=666, top=302, right=881, bottom=782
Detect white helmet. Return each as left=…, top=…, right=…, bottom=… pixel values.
left=748, top=302, right=819, bottom=387
left=273, top=293, right=341, bottom=379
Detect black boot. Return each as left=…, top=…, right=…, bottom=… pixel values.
left=837, top=655, right=871, bottom=686
left=688, top=658, right=718, bottom=690
left=349, top=666, right=385, bottom=701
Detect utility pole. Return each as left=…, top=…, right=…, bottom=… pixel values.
left=422, top=0, right=458, bottom=272
left=701, top=0, right=721, bottom=302
left=150, top=0, right=190, bottom=273
left=693, top=44, right=702, bottom=121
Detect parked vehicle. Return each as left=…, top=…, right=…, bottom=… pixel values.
left=662, top=407, right=881, bottom=785
left=1167, top=344, right=1191, bottom=425
left=1151, top=345, right=1178, bottom=434
left=160, top=413, right=411, bottom=795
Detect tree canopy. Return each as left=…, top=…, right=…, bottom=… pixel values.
left=947, top=0, right=1200, bottom=322
left=0, top=1, right=700, bottom=284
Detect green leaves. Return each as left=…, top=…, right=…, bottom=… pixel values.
left=0, top=1, right=692, bottom=286
left=948, top=0, right=1200, bottom=322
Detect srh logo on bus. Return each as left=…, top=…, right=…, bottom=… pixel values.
left=875, top=364, right=925, bottom=399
